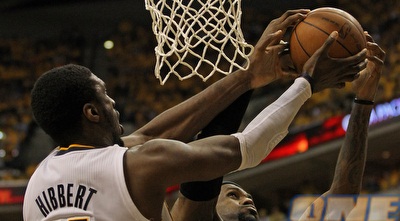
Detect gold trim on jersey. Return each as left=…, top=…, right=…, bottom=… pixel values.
left=67, top=216, right=91, bottom=221
left=59, top=144, right=95, bottom=151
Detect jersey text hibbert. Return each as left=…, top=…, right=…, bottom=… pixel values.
left=35, top=183, right=98, bottom=217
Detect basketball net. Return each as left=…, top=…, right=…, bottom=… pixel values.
left=145, top=0, right=254, bottom=85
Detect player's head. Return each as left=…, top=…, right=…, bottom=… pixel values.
left=217, top=181, right=259, bottom=221
left=31, top=64, right=124, bottom=146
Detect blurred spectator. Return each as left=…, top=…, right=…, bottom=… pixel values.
left=268, top=206, right=287, bottom=221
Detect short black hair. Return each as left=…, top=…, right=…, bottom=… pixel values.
left=31, top=64, right=97, bottom=143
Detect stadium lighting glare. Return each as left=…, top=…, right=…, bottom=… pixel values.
left=104, top=40, right=114, bottom=49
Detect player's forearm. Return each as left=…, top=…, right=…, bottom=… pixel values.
left=132, top=70, right=252, bottom=142
left=233, top=77, right=311, bottom=170
left=329, top=103, right=373, bottom=194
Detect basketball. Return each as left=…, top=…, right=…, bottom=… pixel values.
left=289, top=7, right=367, bottom=73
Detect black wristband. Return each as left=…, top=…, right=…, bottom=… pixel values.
left=180, top=177, right=223, bottom=201
left=301, top=72, right=314, bottom=93
left=354, top=98, right=374, bottom=105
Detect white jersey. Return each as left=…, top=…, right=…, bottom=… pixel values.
left=23, top=144, right=172, bottom=221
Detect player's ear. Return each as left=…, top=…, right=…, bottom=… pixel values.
left=83, top=103, right=100, bottom=122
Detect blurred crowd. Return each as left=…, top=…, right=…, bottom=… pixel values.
left=0, top=0, right=399, bottom=219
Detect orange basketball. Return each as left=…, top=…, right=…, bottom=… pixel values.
left=289, top=7, right=366, bottom=73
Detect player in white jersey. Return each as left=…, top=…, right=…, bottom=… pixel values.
left=23, top=145, right=152, bottom=221
left=23, top=9, right=367, bottom=221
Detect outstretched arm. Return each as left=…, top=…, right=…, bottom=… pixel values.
left=299, top=32, right=386, bottom=220
left=121, top=9, right=311, bottom=147
left=328, top=33, right=386, bottom=195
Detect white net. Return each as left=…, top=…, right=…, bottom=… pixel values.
left=145, top=0, right=254, bottom=85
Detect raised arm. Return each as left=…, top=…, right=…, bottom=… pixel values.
left=328, top=33, right=385, bottom=195
left=298, top=32, right=386, bottom=220
left=121, top=9, right=311, bottom=147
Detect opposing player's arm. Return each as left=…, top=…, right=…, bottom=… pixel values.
left=298, top=82, right=376, bottom=220
left=328, top=33, right=385, bottom=195
left=328, top=104, right=372, bottom=195
left=298, top=32, right=385, bottom=220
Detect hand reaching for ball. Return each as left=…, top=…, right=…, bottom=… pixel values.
left=302, top=31, right=368, bottom=93
left=290, top=7, right=367, bottom=73
left=352, top=32, right=386, bottom=101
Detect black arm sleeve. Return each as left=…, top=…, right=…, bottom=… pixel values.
left=180, top=90, right=253, bottom=201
